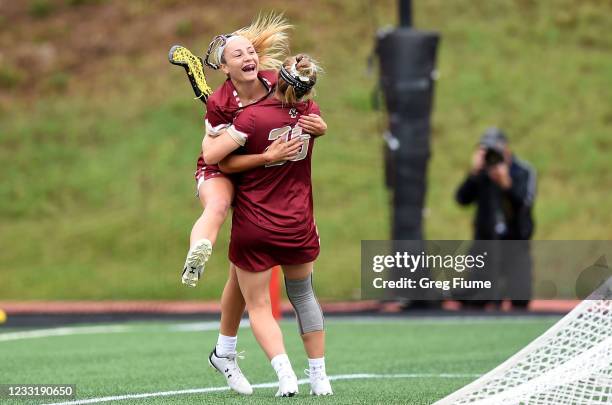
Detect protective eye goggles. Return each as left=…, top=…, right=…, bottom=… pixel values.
left=204, top=34, right=235, bottom=70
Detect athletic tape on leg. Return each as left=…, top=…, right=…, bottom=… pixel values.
left=285, top=273, right=324, bottom=334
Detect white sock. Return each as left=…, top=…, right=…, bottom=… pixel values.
left=271, top=353, right=294, bottom=376
left=308, top=357, right=326, bottom=375
left=216, top=334, right=237, bottom=357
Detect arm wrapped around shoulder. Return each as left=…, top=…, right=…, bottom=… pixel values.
left=205, top=119, right=230, bottom=138
left=202, top=130, right=243, bottom=165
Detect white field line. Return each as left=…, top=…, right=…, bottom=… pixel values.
left=0, top=325, right=130, bottom=342
left=0, top=321, right=234, bottom=342
left=326, top=316, right=562, bottom=325
left=169, top=319, right=250, bottom=332
left=0, top=321, right=236, bottom=343
left=42, top=373, right=480, bottom=405
left=0, top=316, right=558, bottom=343
left=169, top=316, right=560, bottom=331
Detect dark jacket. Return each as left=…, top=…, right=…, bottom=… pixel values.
left=456, top=156, right=536, bottom=240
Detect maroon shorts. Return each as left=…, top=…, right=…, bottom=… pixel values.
left=229, top=214, right=320, bottom=272
left=195, top=164, right=226, bottom=181
left=195, top=153, right=227, bottom=193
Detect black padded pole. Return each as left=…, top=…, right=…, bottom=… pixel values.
left=376, top=2, right=439, bottom=241
left=399, top=0, right=412, bottom=28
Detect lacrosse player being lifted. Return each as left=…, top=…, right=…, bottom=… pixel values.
left=168, top=13, right=328, bottom=395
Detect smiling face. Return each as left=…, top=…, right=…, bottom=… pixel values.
left=220, top=36, right=259, bottom=82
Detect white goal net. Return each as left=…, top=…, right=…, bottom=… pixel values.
left=435, top=278, right=612, bottom=405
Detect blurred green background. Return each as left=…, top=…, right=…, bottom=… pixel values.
left=1, top=0, right=611, bottom=300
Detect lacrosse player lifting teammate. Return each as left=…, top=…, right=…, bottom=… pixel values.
left=204, top=53, right=332, bottom=397
left=169, top=13, right=328, bottom=396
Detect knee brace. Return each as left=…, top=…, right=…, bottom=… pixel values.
left=285, top=273, right=324, bottom=334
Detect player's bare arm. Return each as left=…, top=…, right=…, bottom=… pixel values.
left=202, top=130, right=242, bottom=165
left=218, top=137, right=304, bottom=174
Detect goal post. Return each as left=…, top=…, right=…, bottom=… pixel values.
left=435, top=277, right=612, bottom=405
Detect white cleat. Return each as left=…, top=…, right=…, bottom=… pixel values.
left=275, top=370, right=299, bottom=397
left=306, top=368, right=333, bottom=396
left=208, top=348, right=253, bottom=395
left=181, top=239, right=212, bottom=287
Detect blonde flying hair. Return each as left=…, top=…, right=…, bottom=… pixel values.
left=205, top=13, right=292, bottom=71
left=277, top=54, right=321, bottom=104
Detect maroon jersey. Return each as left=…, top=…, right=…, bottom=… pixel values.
left=229, top=97, right=320, bottom=232
left=195, top=70, right=276, bottom=181
left=228, top=96, right=321, bottom=271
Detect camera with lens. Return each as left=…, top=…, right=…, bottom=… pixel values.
left=480, top=128, right=507, bottom=168
left=484, top=144, right=505, bottom=167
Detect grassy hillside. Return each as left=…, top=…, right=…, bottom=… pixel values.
left=1, top=0, right=611, bottom=300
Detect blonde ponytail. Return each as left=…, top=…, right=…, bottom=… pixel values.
left=277, top=54, right=321, bottom=104
left=234, top=12, right=292, bottom=71
left=206, top=12, right=292, bottom=71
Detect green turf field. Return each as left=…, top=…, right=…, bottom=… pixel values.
left=0, top=317, right=558, bottom=404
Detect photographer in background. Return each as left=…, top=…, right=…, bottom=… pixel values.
left=456, top=128, right=536, bottom=308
